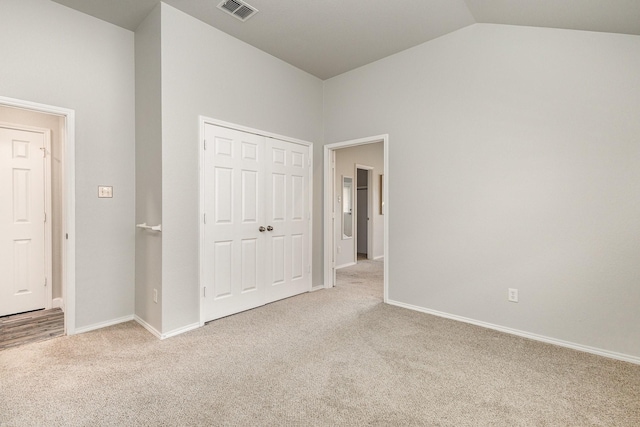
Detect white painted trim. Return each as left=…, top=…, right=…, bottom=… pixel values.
left=201, top=117, right=314, bottom=148
left=161, top=322, right=200, bottom=340
left=310, top=284, right=324, bottom=292
left=387, top=299, right=640, bottom=366
left=198, top=118, right=206, bottom=327
left=198, top=116, right=315, bottom=326
left=323, top=135, right=389, bottom=303
left=335, top=261, right=357, bottom=270
left=76, top=315, right=198, bottom=340
left=52, top=298, right=64, bottom=310
left=307, top=143, right=314, bottom=294
left=74, top=315, right=134, bottom=335
left=43, top=130, right=52, bottom=310
left=134, top=315, right=162, bottom=339
left=323, top=148, right=334, bottom=288
left=0, top=96, right=76, bottom=335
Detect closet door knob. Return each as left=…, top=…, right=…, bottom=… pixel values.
left=267, top=226, right=273, bottom=231
left=259, top=226, right=266, bottom=232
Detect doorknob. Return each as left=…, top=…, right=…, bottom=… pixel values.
left=259, top=226, right=266, bottom=232
left=267, top=226, right=273, bottom=231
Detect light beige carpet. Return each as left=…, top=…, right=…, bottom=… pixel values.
left=1, top=259, right=638, bottom=426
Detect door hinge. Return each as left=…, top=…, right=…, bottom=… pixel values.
left=204, top=140, right=207, bottom=150
left=308, top=266, right=311, bottom=274
left=308, top=158, right=311, bottom=167
left=44, top=212, right=47, bottom=222
left=44, top=277, right=47, bottom=287
left=204, top=213, right=207, bottom=224
left=66, top=233, right=69, bottom=240
left=203, top=286, right=206, bottom=297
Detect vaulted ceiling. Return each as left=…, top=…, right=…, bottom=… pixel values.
left=50, top=0, right=640, bottom=79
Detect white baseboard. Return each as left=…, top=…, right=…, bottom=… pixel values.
left=310, top=284, right=324, bottom=292
left=387, top=299, right=640, bottom=366
left=52, top=298, right=64, bottom=311
left=133, top=315, right=162, bottom=339
left=336, top=261, right=356, bottom=270
left=134, top=316, right=200, bottom=340
left=161, top=322, right=200, bottom=339
left=373, top=255, right=384, bottom=261
left=74, top=315, right=134, bottom=335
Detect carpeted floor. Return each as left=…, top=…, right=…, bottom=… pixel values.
left=1, top=259, right=638, bottom=426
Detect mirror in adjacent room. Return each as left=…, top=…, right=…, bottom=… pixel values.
left=342, top=176, right=353, bottom=239
left=379, top=174, right=384, bottom=215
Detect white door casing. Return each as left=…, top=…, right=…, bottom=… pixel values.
left=0, top=96, right=75, bottom=336
left=323, top=135, right=389, bottom=304
left=0, top=125, right=52, bottom=316
left=202, top=122, right=311, bottom=323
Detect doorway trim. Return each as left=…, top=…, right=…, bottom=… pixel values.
left=354, top=164, right=374, bottom=262
left=198, top=116, right=314, bottom=326
left=323, top=134, right=389, bottom=302
left=0, top=95, right=76, bottom=335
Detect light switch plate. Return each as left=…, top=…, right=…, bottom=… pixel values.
left=98, top=186, right=113, bottom=198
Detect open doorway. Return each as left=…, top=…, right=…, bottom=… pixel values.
left=323, top=135, right=388, bottom=302
left=0, top=96, right=76, bottom=336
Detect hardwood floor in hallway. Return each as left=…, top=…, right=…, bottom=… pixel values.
left=0, top=308, right=64, bottom=350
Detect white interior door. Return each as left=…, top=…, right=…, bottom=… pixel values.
left=264, top=138, right=311, bottom=303
left=203, top=125, right=266, bottom=321
left=0, top=126, right=48, bottom=316
left=202, top=124, right=311, bottom=322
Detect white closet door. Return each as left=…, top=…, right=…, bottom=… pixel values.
left=264, top=138, right=310, bottom=303
left=203, top=125, right=266, bottom=322
left=202, top=124, right=311, bottom=322
left=0, top=127, right=47, bottom=316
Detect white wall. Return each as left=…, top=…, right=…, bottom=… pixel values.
left=135, top=5, right=163, bottom=333
left=0, top=106, right=64, bottom=301
left=324, top=24, right=640, bottom=359
left=159, top=4, right=324, bottom=333
left=334, top=143, right=384, bottom=267
left=0, top=0, right=136, bottom=329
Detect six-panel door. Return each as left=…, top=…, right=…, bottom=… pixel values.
left=202, top=124, right=310, bottom=322
left=0, top=127, right=47, bottom=317
left=264, top=137, right=310, bottom=303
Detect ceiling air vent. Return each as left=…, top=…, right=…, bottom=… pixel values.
left=217, top=0, right=258, bottom=22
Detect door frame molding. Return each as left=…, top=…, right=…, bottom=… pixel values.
left=323, top=135, right=389, bottom=302
left=0, top=122, right=53, bottom=311
left=0, top=95, right=76, bottom=334
left=354, top=164, right=374, bottom=261
left=198, top=116, right=314, bottom=326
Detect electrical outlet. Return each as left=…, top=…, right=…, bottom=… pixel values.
left=508, top=288, right=518, bottom=303
left=153, top=289, right=158, bottom=303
